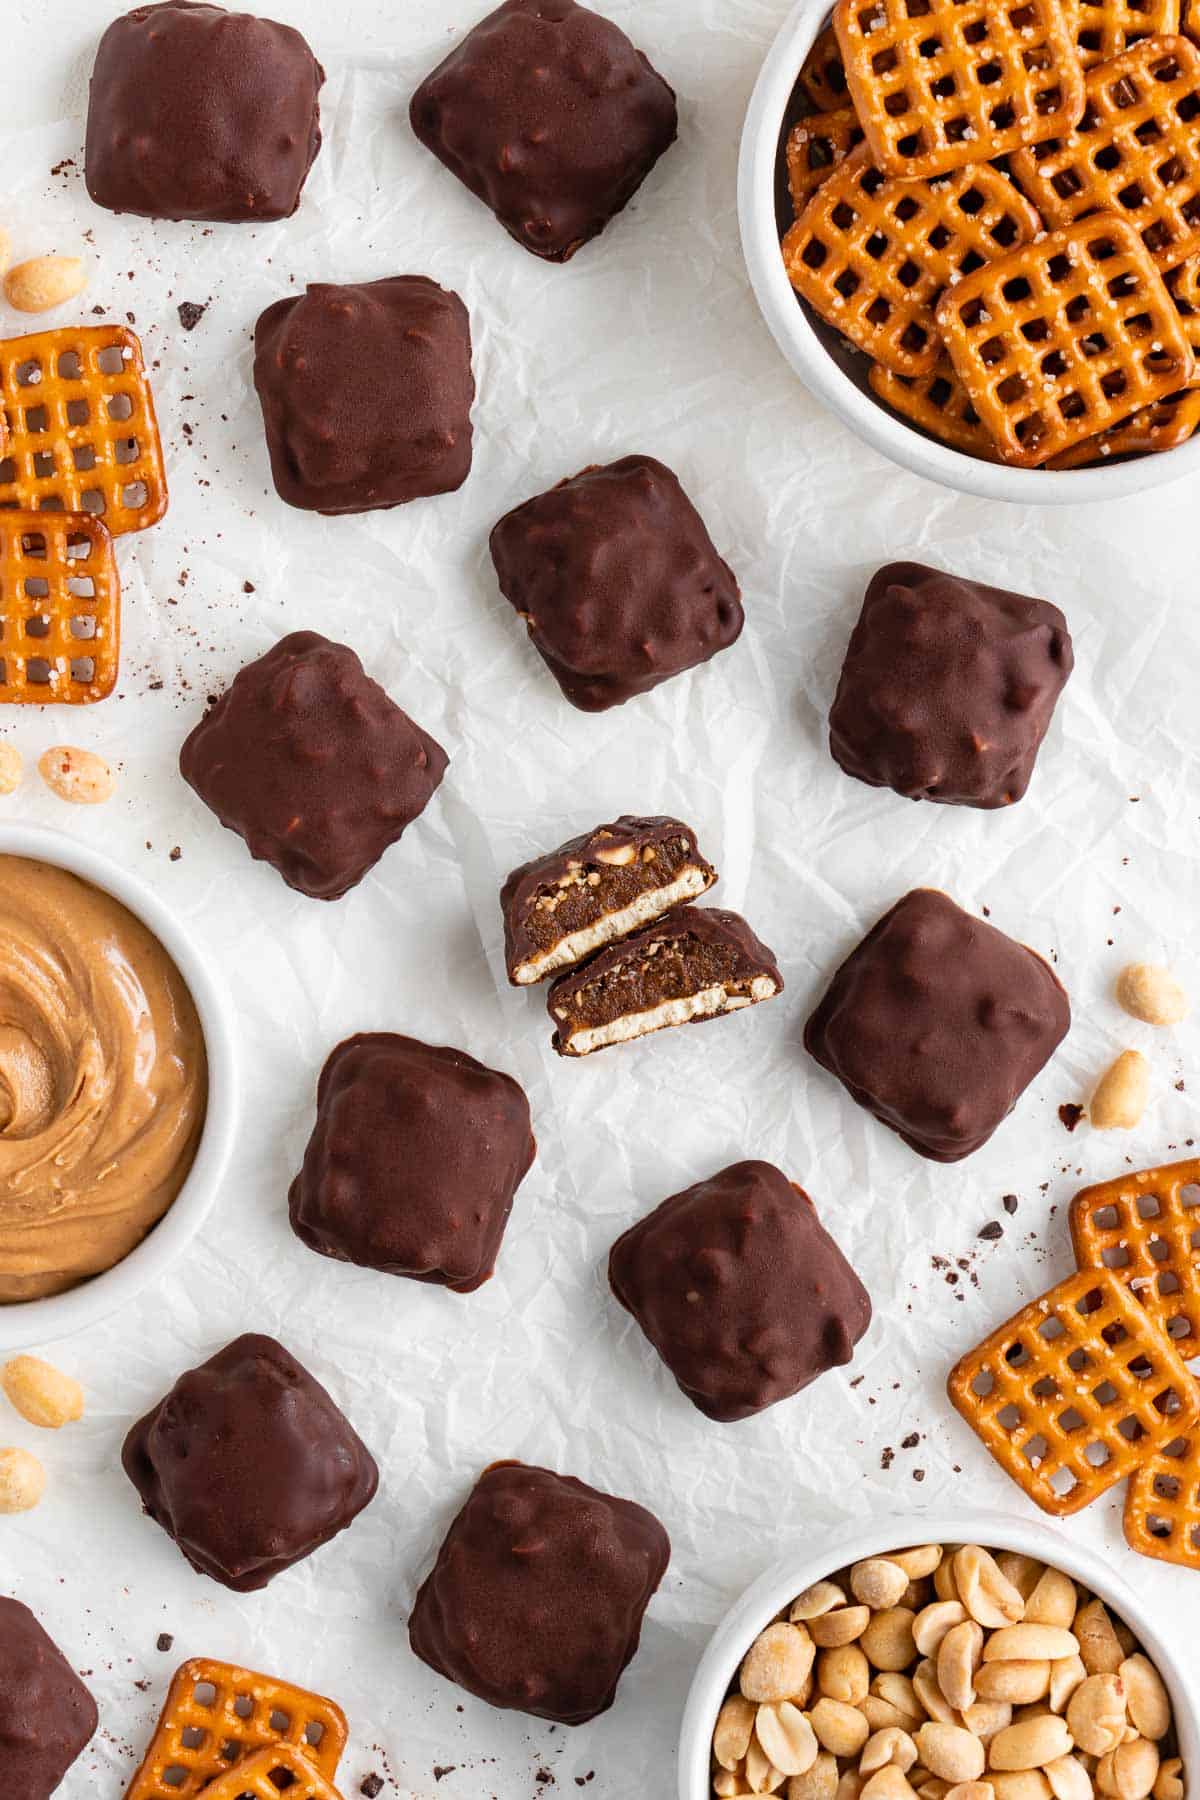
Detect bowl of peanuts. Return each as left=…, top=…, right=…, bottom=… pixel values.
left=678, top=1519, right=1194, bottom=1800
left=0, top=822, right=238, bottom=1351
left=737, top=0, right=1200, bottom=503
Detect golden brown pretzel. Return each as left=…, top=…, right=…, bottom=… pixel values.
left=0, top=510, right=119, bottom=702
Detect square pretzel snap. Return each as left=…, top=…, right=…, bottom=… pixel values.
left=124, top=1658, right=347, bottom=1800
left=0, top=510, right=119, bottom=703
left=869, top=358, right=1004, bottom=457
left=1067, top=0, right=1180, bottom=67
left=1070, top=1155, right=1200, bottom=1356
left=936, top=211, right=1194, bottom=464
left=1011, top=36, right=1200, bottom=269
left=833, top=0, right=1086, bottom=179
left=947, top=1268, right=1199, bottom=1516
left=0, top=324, right=167, bottom=536
left=782, top=147, right=1042, bottom=375
left=786, top=108, right=866, bottom=213
left=187, top=1742, right=343, bottom=1800
left=1125, top=1427, right=1200, bottom=1567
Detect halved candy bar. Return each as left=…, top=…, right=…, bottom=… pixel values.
left=547, top=905, right=782, bottom=1057
left=501, top=814, right=717, bottom=985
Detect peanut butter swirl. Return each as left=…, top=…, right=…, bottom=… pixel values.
left=0, top=856, right=206, bottom=1302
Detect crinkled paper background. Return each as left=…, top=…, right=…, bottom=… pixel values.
left=4, top=0, right=1200, bottom=1792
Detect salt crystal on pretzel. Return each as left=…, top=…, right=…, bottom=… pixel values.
left=1011, top=36, right=1200, bottom=270
left=0, top=323, right=167, bottom=536
left=833, top=0, right=1086, bottom=179
left=783, top=146, right=1042, bottom=376
left=124, top=1658, right=347, bottom=1800
left=947, top=1268, right=1199, bottom=1517
left=936, top=210, right=1194, bottom=463
left=0, top=510, right=119, bottom=703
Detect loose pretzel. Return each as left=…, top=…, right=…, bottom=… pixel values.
left=0, top=510, right=119, bottom=702
left=833, top=0, right=1086, bottom=179
left=1045, top=386, right=1200, bottom=461
left=190, top=1743, right=343, bottom=1800
left=868, top=358, right=1004, bottom=457
left=1067, top=0, right=1180, bottom=65
left=786, top=108, right=866, bottom=213
left=936, top=211, right=1194, bottom=464
left=0, top=323, right=167, bottom=536
left=782, top=147, right=1042, bottom=375
left=1125, top=1428, right=1200, bottom=1567
left=1070, top=1156, right=1200, bottom=1356
left=124, top=1658, right=347, bottom=1800
left=947, top=1268, right=1199, bottom=1516
left=1011, top=36, right=1200, bottom=270
left=799, top=24, right=851, bottom=111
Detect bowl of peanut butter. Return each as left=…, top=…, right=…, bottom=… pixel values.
left=0, top=825, right=236, bottom=1348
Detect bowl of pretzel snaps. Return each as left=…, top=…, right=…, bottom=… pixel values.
left=738, top=0, right=1200, bottom=500
left=678, top=1515, right=1196, bottom=1800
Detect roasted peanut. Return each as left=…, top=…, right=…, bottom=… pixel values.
left=748, top=1733, right=788, bottom=1794
left=1067, top=1677, right=1127, bottom=1759
left=759, top=1704, right=821, bottom=1778
left=0, top=1446, right=45, bottom=1512
left=894, top=1547, right=944, bottom=1581
left=0, top=742, right=22, bottom=796
left=1117, top=1659, right=1169, bottom=1743
left=1045, top=1759, right=1094, bottom=1800
left=946, top=1787, right=996, bottom=1800
left=791, top=1753, right=841, bottom=1800
left=991, top=1776, right=1053, bottom=1800
left=915, top=1603, right=969, bottom=1659
left=4, top=254, right=87, bottom=314
left=714, top=1764, right=747, bottom=1795
left=820, top=1646, right=871, bottom=1706
left=915, top=1661, right=960, bottom=1726
left=1115, top=965, right=1188, bottom=1028
left=717, top=1697, right=758, bottom=1769
left=1025, top=1572, right=1078, bottom=1633
left=853, top=1560, right=912, bottom=1611
left=862, top=1610, right=917, bottom=1673
left=836, top=1773, right=867, bottom=1800
left=976, top=1664, right=1053, bottom=1706
left=1089, top=1051, right=1149, bottom=1131
left=0, top=1356, right=83, bottom=1429
left=986, top=1629, right=1081, bottom=1666
left=811, top=1700, right=871, bottom=1761
left=864, top=1699, right=915, bottom=1734
left=956, top=1548, right=1026, bottom=1630
left=813, top=1608, right=873, bottom=1649
left=1152, top=1760, right=1183, bottom=1800
left=38, top=745, right=115, bottom=805
left=1050, top=1661, right=1087, bottom=1717
left=935, top=1558, right=963, bottom=1605
left=964, top=1704, right=1014, bottom=1745
left=1075, top=1610, right=1125, bottom=1680
left=862, top=1732, right=919, bottom=1777
left=862, top=1769, right=919, bottom=1800
left=795, top=1583, right=851, bottom=1622
left=917, top=1726, right=988, bottom=1786
left=872, top=1674, right=923, bottom=1730
left=996, top=1558, right=1045, bottom=1603
left=989, top=1717, right=1073, bottom=1772
left=1097, top=1741, right=1159, bottom=1800
left=742, top=1624, right=817, bottom=1704
left=939, top=1621, right=985, bottom=1712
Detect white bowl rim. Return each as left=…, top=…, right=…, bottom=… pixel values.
left=737, top=0, right=1200, bottom=505
left=0, top=822, right=238, bottom=1350
left=678, top=1508, right=1198, bottom=1800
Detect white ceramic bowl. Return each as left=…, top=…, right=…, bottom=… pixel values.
left=737, top=0, right=1200, bottom=504
left=678, top=1511, right=1197, bottom=1799
left=0, top=823, right=237, bottom=1351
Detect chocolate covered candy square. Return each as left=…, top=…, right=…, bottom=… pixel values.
left=0, top=1600, right=97, bottom=1800
left=409, top=1461, right=669, bottom=1722
left=804, top=888, right=1070, bottom=1162
left=829, top=562, right=1074, bottom=808
left=122, top=1334, right=379, bottom=1591
left=85, top=2, right=324, bottom=223
left=410, top=0, right=677, bottom=261
left=609, top=1160, right=871, bottom=1422
left=179, top=631, right=448, bottom=900
left=254, top=277, right=474, bottom=514
left=490, top=457, right=743, bottom=711
left=289, top=1034, right=536, bottom=1291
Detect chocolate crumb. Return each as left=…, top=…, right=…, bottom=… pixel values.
left=177, top=301, right=207, bottom=331
left=433, top=1769, right=456, bottom=1783
left=1003, top=1194, right=1019, bottom=1214
left=901, top=1433, right=919, bottom=1450
left=361, top=1779, right=384, bottom=1799
left=881, top=1446, right=895, bottom=1470
left=978, top=1221, right=1004, bottom=1241
left=169, top=846, right=181, bottom=862
left=243, top=580, right=256, bottom=593
left=155, top=1633, right=173, bottom=1653
left=913, top=1468, right=926, bottom=1482
left=535, top=1773, right=555, bottom=1787
left=1058, top=1103, right=1085, bottom=1133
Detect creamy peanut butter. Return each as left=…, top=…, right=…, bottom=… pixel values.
left=0, top=856, right=207, bottom=1302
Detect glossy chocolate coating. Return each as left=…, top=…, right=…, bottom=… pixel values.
left=289, top=1034, right=536, bottom=1291
left=490, top=457, right=743, bottom=712
left=179, top=631, right=448, bottom=901
left=804, top=888, right=1071, bottom=1162
left=548, top=904, right=783, bottom=1056
left=0, top=1599, right=97, bottom=1800
left=829, top=562, right=1074, bottom=808
left=609, top=1160, right=871, bottom=1423
left=122, top=1333, right=379, bottom=1592
left=409, top=1460, right=669, bottom=1723
left=501, top=814, right=717, bottom=984
left=85, top=2, right=324, bottom=223
left=254, top=277, right=474, bottom=515
left=410, top=0, right=677, bottom=262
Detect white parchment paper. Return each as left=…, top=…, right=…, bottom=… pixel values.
left=4, top=0, right=1200, bottom=1793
